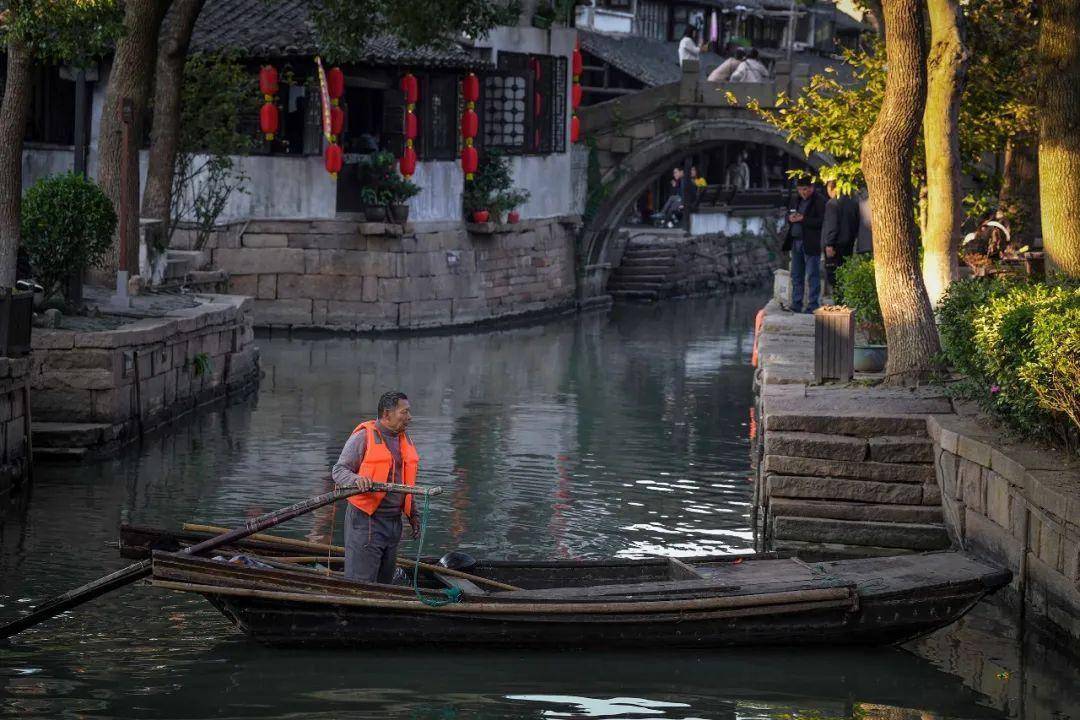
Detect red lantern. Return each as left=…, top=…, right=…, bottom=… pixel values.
left=461, top=108, right=479, bottom=138
left=572, top=83, right=582, bottom=109
left=572, top=49, right=583, bottom=78
left=462, top=73, right=480, bottom=103
left=400, top=146, right=417, bottom=178
left=534, top=92, right=542, bottom=116
left=327, top=67, right=345, bottom=103
left=259, top=102, right=279, bottom=140
left=401, top=73, right=419, bottom=105
left=324, top=143, right=343, bottom=177
left=329, top=106, right=345, bottom=138
left=461, top=145, right=479, bottom=177
left=259, top=65, right=278, bottom=98
left=405, top=110, right=418, bottom=140
left=571, top=115, right=580, bottom=143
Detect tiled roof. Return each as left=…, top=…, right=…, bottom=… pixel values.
left=190, top=0, right=486, bottom=68
left=579, top=30, right=727, bottom=87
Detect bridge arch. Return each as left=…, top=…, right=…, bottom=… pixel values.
left=579, top=113, right=829, bottom=298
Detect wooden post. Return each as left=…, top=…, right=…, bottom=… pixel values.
left=813, top=307, right=854, bottom=383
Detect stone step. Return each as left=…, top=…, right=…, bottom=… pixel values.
left=617, top=264, right=673, bottom=275
left=868, top=436, right=934, bottom=463
left=31, top=422, right=114, bottom=448
left=612, top=274, right=668, bottom=284
left=762, top=454, right=935, bottom=484
left=32, top=446, right=89, bottom=462
left=772, top=515, right=951, bottom=551
left=764, top=411, right=931, bottom=438
left=164, top=257, right=192, bottom=280
left=764, top=431, right=868, bottom=462
left=769, top=497, right=944, bottom=524
left=766, top=474, right=933, bottom=506
left=625, top=248, right=677, bottom=259
left=771, top=540, right=920, bottom=558
left=610, top=290, right=659, bottom=302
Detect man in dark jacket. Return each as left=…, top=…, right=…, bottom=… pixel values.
left=821, top=180, right=861, bottom=292
left=781, top=177, right=827, bottom=313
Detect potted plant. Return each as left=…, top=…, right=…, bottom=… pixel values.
left=359, top=187, right=388, bottom=222
left=463, top=150, right=529, bottom=227
left=386, top=173, right=420, bottom=225
left=499, top=189, right=530, bottom=224
left=21, top=172, right=116, bottom=328
left=835, top=253, right=887, bottom=372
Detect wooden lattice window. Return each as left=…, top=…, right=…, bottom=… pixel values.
left=481, top=72, right=529, bottom=153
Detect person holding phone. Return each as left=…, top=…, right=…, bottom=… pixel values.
left=780, top=177, right=826, bottom=313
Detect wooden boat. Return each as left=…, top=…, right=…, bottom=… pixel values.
left=121, top=524, right=1011, bottom=649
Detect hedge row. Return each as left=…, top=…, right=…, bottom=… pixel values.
left=938, top=277, right=1080, bottom=449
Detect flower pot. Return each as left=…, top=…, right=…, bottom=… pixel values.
left=389, top=203, right=410, bottom=225
left=363, top=205, right=387, bottom=222
left=507, top=211, right=520, bottom=224
left=853, top=344, right=888, bottom=373
left=472, top=210, right=490, bottom=223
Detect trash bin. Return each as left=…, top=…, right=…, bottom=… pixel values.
left=813, top=305, right=854, bottom=383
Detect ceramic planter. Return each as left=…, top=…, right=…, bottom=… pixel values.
left=472, top=210, right=490, bottom=223
left=389, top=203, right=410, bottom=225
left=853, top=345, right=888, bottom=373
left=507, top=211, right=520, bottom=224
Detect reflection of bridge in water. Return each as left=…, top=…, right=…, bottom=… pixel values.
left=578, top=59, right=830, bottom=299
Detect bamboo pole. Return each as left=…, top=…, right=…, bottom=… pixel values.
left=183, top=523, right=521, bottom=592
left=0, top=483, right=440, bottom=639
left=148, top=580, right=854, bottom=615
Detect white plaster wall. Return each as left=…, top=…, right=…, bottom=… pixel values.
left=575, top=4, right=635, bottom=34
left=409, top=160, right=464, bottom=222
left=22, top=147, right=75, bottom=189
left=690, top=212, right=771, bottom=236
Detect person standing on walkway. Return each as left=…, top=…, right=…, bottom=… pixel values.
left=781, top=177, right=826, bottom=313
left=821, top=179, right=861, bottom=291
left=333, top=390, right=421, bottom=584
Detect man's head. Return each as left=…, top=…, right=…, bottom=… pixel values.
left=749, top=48, right=760, bottom=60
left=796, top=176, right=815, bottom=199
left=673, top=166, right=684, bottom=179
left=826, top=179, right=839, bottom=199
left=377, top=390, right=411, bottom=433
left=734, top=48, right=747, bottom=61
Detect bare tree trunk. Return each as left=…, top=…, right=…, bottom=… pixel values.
left=921, top=0, right=967, bottom=307
left=1036, top=0, right=1080, bottom=276
left=96, top=0, right=172, bottom=280
left=0, top=41, right=33, bottom=288
left=861, top=0, right=942, bottom=384
left=141, top=0, right=205, bottom=228
left=998, top=132, right=1040, bottom=247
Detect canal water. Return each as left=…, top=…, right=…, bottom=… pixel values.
left=1, top=291, right=1078, bottom=719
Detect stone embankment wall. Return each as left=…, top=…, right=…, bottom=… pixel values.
left=30, top=295, right=259, bottom=458
left=753, top=272, right=1080, bottom=645
left=607, top=230, right=779, bottom=300
left=0, top=358, right=31, bottom=494
left=928, top=413, right=1080, bottom=642
left=196, top=217, right=579, bottom=331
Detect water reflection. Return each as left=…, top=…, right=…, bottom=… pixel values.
left=1, top=290, right=1078, bottom=719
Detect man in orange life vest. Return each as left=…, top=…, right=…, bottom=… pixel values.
left=332, top=390, right=421, bottom=583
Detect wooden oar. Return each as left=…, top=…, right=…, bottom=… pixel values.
left=0, top=482, right=440, bottom=639
left=181, top=523, right=522, bottom=592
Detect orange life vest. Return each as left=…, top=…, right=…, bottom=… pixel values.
left=346, top=420, right=419, bottom=517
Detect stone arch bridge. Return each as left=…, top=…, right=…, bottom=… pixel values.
left=577, top=60, right=828, bottom=299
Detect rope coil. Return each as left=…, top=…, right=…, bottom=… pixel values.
left=412, top=492, right=462, bottom=607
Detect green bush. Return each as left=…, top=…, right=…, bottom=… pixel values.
left=463, top=150, right=530, bottom=216
left=834, top=253, right=884, bottom=343
left=938, top=277, right=1080, bottom=449
left=21, top=173, right=116, bottom=302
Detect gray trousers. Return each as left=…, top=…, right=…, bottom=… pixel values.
left=343, top=503, right=402, bottom=584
